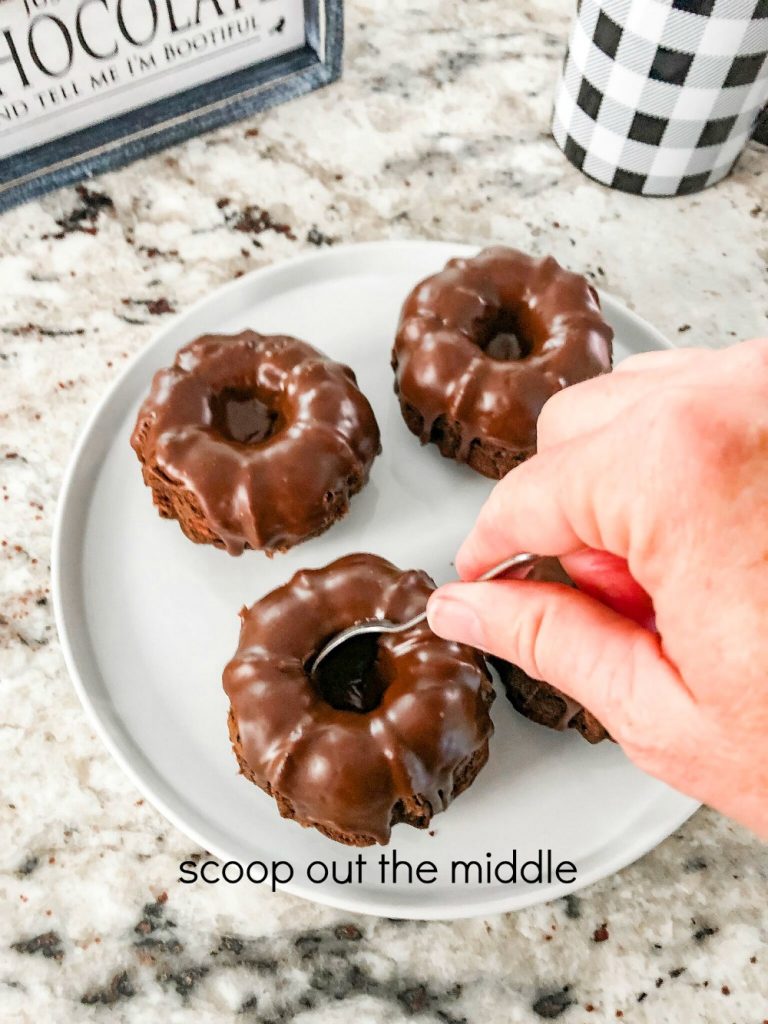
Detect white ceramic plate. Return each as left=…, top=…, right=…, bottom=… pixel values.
left=53, top=241, right=698, bottom=920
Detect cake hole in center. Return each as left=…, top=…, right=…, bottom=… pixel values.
left=312, top=632, right=387, bottom=714
left=210, top=388, right=281, bottom=445
left=477, top=309, right=532, bottom=362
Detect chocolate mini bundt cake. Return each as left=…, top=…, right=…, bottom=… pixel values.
left=492, top=558, right=609, bottom=744
left=223, top=553, right=495, bottom=845
left=392, top=246, right=613, bottom=478
left=131, top=331, right=381, bottom=555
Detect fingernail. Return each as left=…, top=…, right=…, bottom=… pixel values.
left=427, top=593, right=484, bottom=647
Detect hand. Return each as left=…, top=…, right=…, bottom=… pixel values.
left=426, top=339, right=768, bottom=837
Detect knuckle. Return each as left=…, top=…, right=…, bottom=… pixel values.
left=655, top=389, right=703, bottom=434
left=608, top=695, right=658, bottom=763
left=665, top=389, right=747, bottom=479
left=615, top=731, right=662, bottom=774
left=647, top=390, right=715, bottom=472
left=513, top=599, right=560, bottom=682
left=600, top=636, right=668, bottom=766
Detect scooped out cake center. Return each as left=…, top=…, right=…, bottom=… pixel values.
left=312, top=631, right=388, bottom=713
left=210, top=387, right=282, bottom=445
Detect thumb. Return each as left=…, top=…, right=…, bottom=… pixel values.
left=426, top=579, right=692, bottom=752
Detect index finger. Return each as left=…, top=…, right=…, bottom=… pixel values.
left=537, top=348, right=710, bottom=451
left=455, top=429, right=632, bottom=580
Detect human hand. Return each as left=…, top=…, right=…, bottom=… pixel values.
left=426, top=339, right=768, bottom=837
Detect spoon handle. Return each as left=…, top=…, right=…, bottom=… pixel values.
left=381, top=552, right=543, bottom=636
left=477, top=551, right=541, bottom=582
left=311, top=552, right=542, bottom=672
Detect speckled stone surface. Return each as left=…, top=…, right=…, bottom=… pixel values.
left=1, top=1, right=767, bottom=1021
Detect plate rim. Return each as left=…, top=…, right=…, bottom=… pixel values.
left=52, top=239, right=699, bottom=920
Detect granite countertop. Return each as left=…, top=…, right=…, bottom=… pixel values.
left=1, top=0, right=767, bottom=1021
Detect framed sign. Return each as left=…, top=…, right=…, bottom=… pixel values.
left=0, top=0, right=342, bottom=212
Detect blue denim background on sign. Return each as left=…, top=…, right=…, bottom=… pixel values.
left=0, top=0, right=343, bottom=212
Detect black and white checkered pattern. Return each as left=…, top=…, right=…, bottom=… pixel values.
left=552, top=0, right=768, bottom=195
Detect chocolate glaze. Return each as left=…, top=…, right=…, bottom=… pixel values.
left=223, top=553, right=495, bottom=845
left=131, top=332, right=381, bottom=555
left=392, top=246, right=613, bottom=461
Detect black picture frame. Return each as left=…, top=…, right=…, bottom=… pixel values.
left=0, top=0, right=343, bottom=212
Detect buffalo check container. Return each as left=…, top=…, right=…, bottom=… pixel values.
left=552, top=0, right=768, bottom=195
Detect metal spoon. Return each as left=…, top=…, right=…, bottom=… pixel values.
left=311, top=552, right=542, bottom=676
